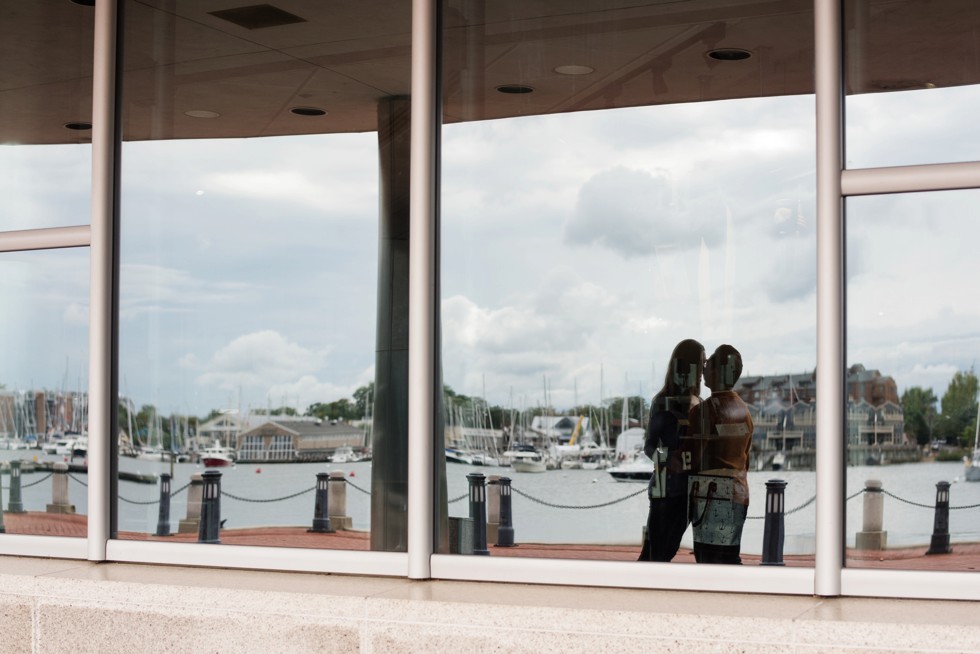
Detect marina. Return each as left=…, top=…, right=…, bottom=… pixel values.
left=2, top=449, right=978, bottom=556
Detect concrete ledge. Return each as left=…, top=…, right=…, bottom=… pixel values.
left=0, top=556, right=978, bottom=653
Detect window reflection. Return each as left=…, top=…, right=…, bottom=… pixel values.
left=845, top=0, right=980, bottom=168
left=0, top=0, right=93, bottom=229
left=0, top=248, right=89, bottom=537
left=115, top=0, right=410, bottom=550
left=846, top=190, right=980, bottom=571
left=441, top=0, right=816, bottom=564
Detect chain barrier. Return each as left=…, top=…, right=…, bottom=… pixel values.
left=449, top=492, right=469, bottom=504
left=68, top=473, right=88, bottom=487
left=344, top=478, right=371, bottom=495
left=512, top=485, right=647, bottom=510
left=847, top=488, right=865, bottom=502
left=119, top=494, right=160, bottom=506
left=172, top=482, right=191, bottom=496
left=746, top=494, right=817, bottom=520
left=221, top=486, right=315, bottom=503
left=22, top=472, right=54, bottom=488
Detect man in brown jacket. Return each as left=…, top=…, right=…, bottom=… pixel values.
left=686, top=344, right=753, bottom=564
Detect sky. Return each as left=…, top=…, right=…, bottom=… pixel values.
left=3, top=85, right=980, bottom=417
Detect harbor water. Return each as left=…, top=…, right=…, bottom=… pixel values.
left=2, top=450, right=977, bottom=555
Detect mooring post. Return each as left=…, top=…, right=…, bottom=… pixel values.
left=496, top=476, right=515, bottom=547
left=761, top=479, right=787, bottom=565
left=197, top=470, right=221, bottom=544
left=154, top=473, right=172, bottom=537
left=467, top=472, right=490, bottom=555
left=7, top=460, right=24, bottom=513
left=855, top=479, right=886, bottom=550
left=328, top=470, right=351, bottom=530
left=310, top=472, right=333, bottom=533
left=46, top=462, right=75, bottom=514
left=178, top=473, right=203, bottom=534
left=926, top=480, right=952, bottom=555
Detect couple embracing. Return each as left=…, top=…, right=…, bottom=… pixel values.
left=637, top=340, right=753, bottom=565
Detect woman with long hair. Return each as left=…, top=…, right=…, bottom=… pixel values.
left=638, top=338, right=704, bottom=562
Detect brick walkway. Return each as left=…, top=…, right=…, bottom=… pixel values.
left=2, top=511, right=976, bottom=569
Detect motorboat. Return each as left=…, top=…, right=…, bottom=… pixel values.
left=445, top=447, right=474, bottom=465
left=201, top=440, right=236, bottom=467
left=607, top=451, right=653, bottom=482
left=509, top=450, right=547, bottom=473
left=43, top=437, right=75, bottom=456
left=330, top=445, right=362, bottom=463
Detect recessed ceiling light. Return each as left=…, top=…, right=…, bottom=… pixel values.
left=290, top=106, right=327, bottom=116
left=554, top=65, right=595, bottom=76
left=706, top=48, right=752, bottom=61
left=496, top=84, right=534, bottom=94
left=209, top=4, right=306, bottom=30
left=64, top=122, right=92, bottom=131
left=184, top=110, right=221, bottom=119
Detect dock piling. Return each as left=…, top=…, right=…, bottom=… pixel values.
left=154, top=473, right=172, bottom=537
left=467, top=472, right=490, bottom=555
left=496, top=476, right=515, bottom=547
left=926, top=481, right=952, bottom=555
left=760, top=479, right=786, bottom=565
left=197, top=470, right=221, bottom=544
left=309, top=472, right=334, bottom=533
left=7, top=460, right=24, bottom=513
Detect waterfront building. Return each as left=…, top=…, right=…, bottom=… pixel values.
left=237, top=418, right=366, bottom=462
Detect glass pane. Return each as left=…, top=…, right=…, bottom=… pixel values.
left=846, top=190, right=980, bottom=572
left=845, top=0, right=980, bottom=168
left=0, top=0, right=93, bottom=230
left=116, top=1, right=410, bottom=550
left=0, top=248, right=89, bottom=538
left=441, top=0, right=816, bottom=565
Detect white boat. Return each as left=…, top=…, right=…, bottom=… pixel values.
left=43, top=437, right=75, bottom=455
left=607, top=451, right=654, bottom=482
left=510, top=450, right=547, bottom=473
left=445, top=447, right=474, bottom=465
left=470, top=452, right=500, bottom=466
left=201, top=440, right=236, bottom=468
left=330, top=445, right=361, bottom=463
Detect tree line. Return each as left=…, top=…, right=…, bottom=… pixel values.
left=902, top=369, right=979, bottom=448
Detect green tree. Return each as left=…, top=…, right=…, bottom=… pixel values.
left=936, top=369, right=979, bottom=446
left=900, top=386, right=938, bottom=446
left=353, top=382, right=375, bottom=419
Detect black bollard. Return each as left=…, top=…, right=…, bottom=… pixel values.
left=761, top=479, right=787, bottom=566
left=309, top=472, right=334, bottom=533
left=496, top=476, right=515, bottom=547
left=155, top=473, right=172, bottom=537
left=7, top=460, right=24, bottom=513
left=198, top=470, right=222, bottom=544
left=926, top=481, right=952, bottom=555
left=467, top=472, right=490, bottom=555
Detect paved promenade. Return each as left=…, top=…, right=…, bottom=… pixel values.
left=4, top=511, right=980, bottom=571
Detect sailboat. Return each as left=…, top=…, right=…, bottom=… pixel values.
left=964, top=396, right=980, bottom=481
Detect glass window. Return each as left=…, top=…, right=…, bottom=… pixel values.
left=115, top=0, right=410, bottom=550
left=846, top=190, right=980, bottom=572
left=0, top=248, right=89, bottom=537
left=440, top=0, right=816, bottom=564
left=845, top=0, right=980, bottom=168
left=0, top=0, right=93, bottom=229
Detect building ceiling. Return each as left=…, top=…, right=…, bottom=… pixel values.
left=1, top=0, right=978, bottom=145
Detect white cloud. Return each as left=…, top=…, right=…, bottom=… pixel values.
left=195, top=330, right=329, bottom=391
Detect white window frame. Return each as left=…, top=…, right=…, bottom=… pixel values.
left=2, top=0, right=979, bottom=599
